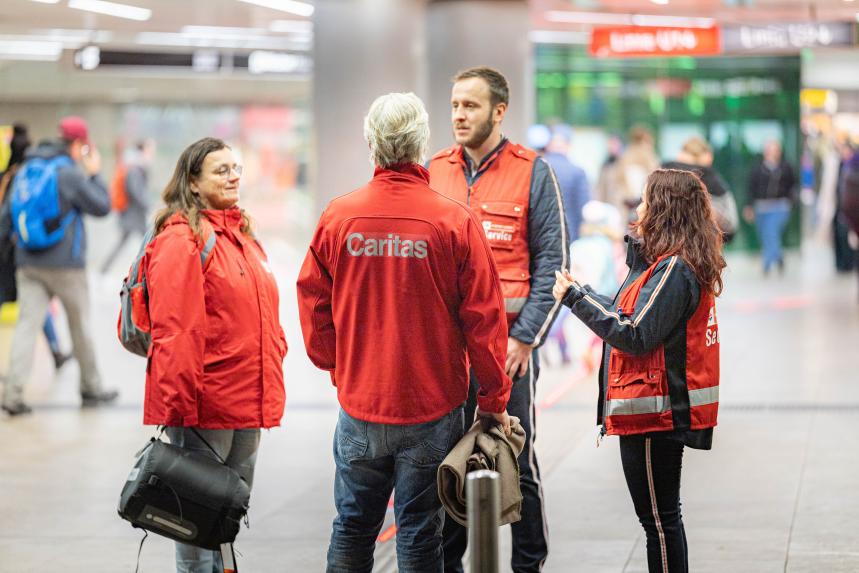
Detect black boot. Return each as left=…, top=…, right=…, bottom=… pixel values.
left=52, top=351, right=72, bottom=370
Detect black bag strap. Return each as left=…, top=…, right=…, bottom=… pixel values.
left=189, top=427, right=228, bottom=465
left=154, top=425, right=227, bottom=465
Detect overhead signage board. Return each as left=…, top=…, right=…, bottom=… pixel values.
left=590, top=26, right=721, bottom=58
left=721, top=22, right=855, bottom=52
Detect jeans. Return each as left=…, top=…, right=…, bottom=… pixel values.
left=443, top=354, right=548, bottom=573
left=620, top=436, right=687, bottom=573
left=165, top=427, right=261, bottom=573
left=754, top=201, right=791, bottom=272
left=327, top=406, right=465, bottom=573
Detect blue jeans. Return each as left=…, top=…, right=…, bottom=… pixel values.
left=754, top=201, right=791, bottom=272
left=327, top=406, right=465, bottom=573
left=165, top=427, right=261, bottom=573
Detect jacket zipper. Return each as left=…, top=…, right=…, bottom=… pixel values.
left=466, top=185, right=472, bottom=206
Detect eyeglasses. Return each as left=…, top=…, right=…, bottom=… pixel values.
left=212, top=164, right=243, bottom=178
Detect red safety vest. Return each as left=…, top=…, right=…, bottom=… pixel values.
left=605, top=256, right=720, bottom=435
left=429, top=142, right=535, bottom=325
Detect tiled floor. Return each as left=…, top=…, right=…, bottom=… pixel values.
left=1, top=230, right=858, bottom=572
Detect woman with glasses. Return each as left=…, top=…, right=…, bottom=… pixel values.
left=143, top=137, right=287, bottom=572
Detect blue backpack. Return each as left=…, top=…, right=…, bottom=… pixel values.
left=10, top=155, right=79, bottom=251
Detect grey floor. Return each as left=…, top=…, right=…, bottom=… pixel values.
left=1, top=230, right=858, bottom=572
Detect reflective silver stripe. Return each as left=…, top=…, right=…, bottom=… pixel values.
left=505, top=297, right=527, bottom=314
left=689, top=386, right=719, bottom=407
left=606, top=394, right=671, bottom=416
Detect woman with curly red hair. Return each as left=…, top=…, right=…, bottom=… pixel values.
left=554, top=168, right=726, bottom=572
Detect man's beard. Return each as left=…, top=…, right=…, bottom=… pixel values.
left=456, top=112, right=494, bottom=149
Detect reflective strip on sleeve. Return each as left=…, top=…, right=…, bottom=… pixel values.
left=689, top=386, right=719, bottom=407
left=606, top=394, right=671, bottom=416
left=505, top=297, right=527, bottom=314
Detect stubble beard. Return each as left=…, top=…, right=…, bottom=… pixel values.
left=456, top=111, right=494, bottom=150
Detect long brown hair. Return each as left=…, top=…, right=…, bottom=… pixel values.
left=634, top=169, right=726, bottom=295
left=153, top=137, right=253, bottom=239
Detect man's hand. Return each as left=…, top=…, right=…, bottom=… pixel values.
left=81, top=146, right=101, bottom=176
left=506, top=337, right=532, bottom=379
left=479, top=408, right=511, bottom=437
left=553, top=268, right=574, bottom=302
left=743, top=205, right=754, bottom=224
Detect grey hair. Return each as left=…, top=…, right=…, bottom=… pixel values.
left=363, top=92, right=430, bottom=168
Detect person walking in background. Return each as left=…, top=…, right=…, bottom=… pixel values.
left=664, top=136, right=738, bottom=243
left=429, top=66, right=566, bottom=573
left=554, top=169, right=725, bottom=573
left=743, top=139, right=797, bottom=275
left=142, top=137, right=287, bottom=572
left=0, top=124, right=72, bottom=371
left=536, top=124, right=591, bottom=244
left=297, top=92, right=511, bottom=573
left=101, top=138, right=155, bottom=274
left=0, top=117, right=117, bottom=416
left=839, top=144, right=859, bottom=298
left=602, top=125, right=660, bottom=223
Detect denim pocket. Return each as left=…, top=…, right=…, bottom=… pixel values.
left=335, top=410, right=369, bottom=463
left=401, top=410, right=454, bottom=467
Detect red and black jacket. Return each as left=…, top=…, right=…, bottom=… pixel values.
left=561, top=237, right=719, bottom=449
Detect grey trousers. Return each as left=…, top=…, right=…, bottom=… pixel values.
left=3, top=266, right=103, bottom=406
left=166, top=427, right=261, bottom=573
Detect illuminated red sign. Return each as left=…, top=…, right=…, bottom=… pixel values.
left=590, top=26, right=721, bottom=58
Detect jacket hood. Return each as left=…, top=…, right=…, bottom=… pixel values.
left=25, top=139, right=68, bottom=161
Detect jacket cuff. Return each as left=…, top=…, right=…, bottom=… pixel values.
left=562, top=281, right=587, bottom=307
left=477, top=393, right=509, bottom=415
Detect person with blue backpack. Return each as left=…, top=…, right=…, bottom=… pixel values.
left=0, top=116, right=118, bottom=416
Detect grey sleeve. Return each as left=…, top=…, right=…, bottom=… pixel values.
left=508, top=158, right=568, bottom=347
left=58, top=166, right=110, bottom=216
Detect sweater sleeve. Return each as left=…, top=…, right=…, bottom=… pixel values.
left=146, top=229, right=206, bottom=426
left=456, top=213, right=512, bottom=414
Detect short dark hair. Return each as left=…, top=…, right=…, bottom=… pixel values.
left=453, top=66, right=509, bottom=107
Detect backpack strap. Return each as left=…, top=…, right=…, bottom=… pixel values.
left=200, top=230, right=216, bottom=267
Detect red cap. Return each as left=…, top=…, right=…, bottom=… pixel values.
left=59, top=116, right=90, bottom=144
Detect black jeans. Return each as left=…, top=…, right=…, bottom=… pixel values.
left=443, top=353, right=548, bottom=573
left=619, top=435, right=687, bottom=573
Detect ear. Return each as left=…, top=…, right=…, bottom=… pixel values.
left=494, top=102, right=507, bottom=124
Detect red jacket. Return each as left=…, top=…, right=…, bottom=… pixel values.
left=144, top=209, right=286, bottom=429
left=296, top=164, right=511, bottom=424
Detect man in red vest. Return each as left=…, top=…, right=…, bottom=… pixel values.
left=428, top=67, right=567, bottom=573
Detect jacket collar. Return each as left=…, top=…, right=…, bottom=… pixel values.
left=202, top=206, right=243, bottom=231
left=373, top=163, right=430, bottom=184
left=624, top=235, right=648, bottom=271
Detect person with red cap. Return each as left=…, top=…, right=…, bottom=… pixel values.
left=0, top=116, right=118, bottom=416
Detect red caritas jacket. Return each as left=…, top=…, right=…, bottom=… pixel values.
left=144, top=209, right=286, bottom=429
left=296, top=164, right=511, bottom=424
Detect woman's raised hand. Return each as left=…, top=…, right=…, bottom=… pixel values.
left=553, top=269, right=574, bottom=302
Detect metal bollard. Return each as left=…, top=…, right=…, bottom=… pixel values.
left=466, top=469, right=500, bottom=573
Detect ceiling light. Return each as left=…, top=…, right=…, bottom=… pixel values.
left=181, top=26, right=267, bottom=37
left=68, top=0, right=152, bottom=21
left=237, top=0, right=314, bottom=17
left=29, top=0, right=61, bottom=4
left=135, top=31, right=311, bottom=51
left=248, top=50, right=311, bottom=74
left=269, top=19, right=313, bottom=34
left=529, top=30, right=589, bottom=45
left=547, top=10, right=714, bottom=28
left=546, top=11, right=631, bottom=25
left=0, top=40, right=63, bottom=60
left=650, top=0, right=670, bottom=5
left=631, top=15, right=714, bottom=28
